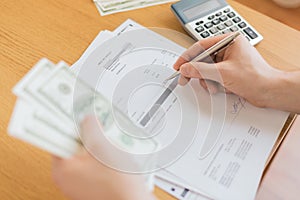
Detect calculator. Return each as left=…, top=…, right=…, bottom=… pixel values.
left=171, top=0, right=263, bottom=46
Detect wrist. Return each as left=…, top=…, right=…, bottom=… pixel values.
left=263, top=70, right=292, bottom=110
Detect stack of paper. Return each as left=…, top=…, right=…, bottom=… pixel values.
left=70, top=20, right=289, bottom=200
left=93, top=0, right=176, bottom=16
left=8, top=19, right=290, bottom=200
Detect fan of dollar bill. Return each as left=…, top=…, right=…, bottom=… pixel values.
left=93, top=0, right=176, bottom=16
left=8, top=58, right=158, bottom=160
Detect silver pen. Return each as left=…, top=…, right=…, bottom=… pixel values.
left=164, top=32, right=240, bottom=82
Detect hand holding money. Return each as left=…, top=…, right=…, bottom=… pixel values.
left=7, top=58, right=158, bottom=192
left=8, top=58, right=157, bottom=159
left=52, top=115, right=157, bottom=200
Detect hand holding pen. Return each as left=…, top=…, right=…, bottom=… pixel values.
left=170, top=33, right=280, bottom=108
left=165, top=32, right=240, bottom=82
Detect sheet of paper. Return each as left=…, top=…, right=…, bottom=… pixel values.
left=165, top=94, right=288, bottom=200
left=113, top=18, right=144, bottom=35
left=72, top=20, right=289, bottom=200
left=155, top=177, right=211, bottom=200
left=155, top=169, right=213, bottom=199
left=71, top=19, right=143, bottom=73
left=71, top=30, right=114, bottom=74
left=74, top=26, right=190, bottom=155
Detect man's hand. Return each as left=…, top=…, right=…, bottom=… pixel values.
left=173, top=34, right=283, bottom=108
left=52, top=116, right=156, bottom=200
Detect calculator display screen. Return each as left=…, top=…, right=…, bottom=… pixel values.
left=183, top=0, right=222, bottom=20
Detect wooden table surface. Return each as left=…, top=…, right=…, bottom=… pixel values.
left=1, top=0, right=300, bottom=199
left=235, top=0, right=300, bottom=32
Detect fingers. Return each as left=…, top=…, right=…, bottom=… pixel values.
left=177, top=61, right=226, bottom=94
left=199, top=79, right=219, bottom=94
left=52, top=154, right=62, bottom=160
left=174, top=34, right=230, bottom=71
left=197, top=33, right=231, bottom=50
left=81, top=115, right=101, bottom=133
left=174, top=42, right=206, bottom=70
left=79, top=115, right=139, bottom=171
left=177, top=62, right=201, bottom=85
left=52, top=155, right=63, bottom=163
left=80, top=115, right=108, bottom=155
left=173, top=56, right=187, bottom=71
left=178, top=76, right=190, bottom=85
left=179, top=61, right=223, bottom=83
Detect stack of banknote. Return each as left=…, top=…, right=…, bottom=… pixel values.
left=8, top=58, right=158, bottom=159
left=93, top=0, right=176, bottom=15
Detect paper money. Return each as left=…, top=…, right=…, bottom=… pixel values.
left=8, top=58, right=158, bottom=158
left=94, top=0, right=176, bottom=16
left=13, top=60, right=74, bottom=131
left=8, top=100, right=79, bottom=157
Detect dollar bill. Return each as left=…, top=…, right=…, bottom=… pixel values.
left=34, top=62, right=159, bottom=154
left=94, top=0, right=176, bottom=16
left=13, top=60, right=75, bottom=131
left=8, top=100, right=79, bottom=158
left=9, top=58, right=159, bottom=158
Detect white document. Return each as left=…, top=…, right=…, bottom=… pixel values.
left=71, top=30, right=114, bottom=74
left=164, top=98, right=288, bottom=200
left=155, top=176, right=211, bottom=200
left=156, top=169, right=212, bottom=199
left=71, top=19, right=143, bottom=73
left=72, top=20, right=289, bottom=200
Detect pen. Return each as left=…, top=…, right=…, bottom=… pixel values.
left=164, top=32, right=240, bottom=82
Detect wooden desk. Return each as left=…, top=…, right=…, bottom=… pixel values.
left=0, top=0, right=300, bottom=199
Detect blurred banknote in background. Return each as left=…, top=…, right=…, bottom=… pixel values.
left=93, top=0, right=177, bottom=16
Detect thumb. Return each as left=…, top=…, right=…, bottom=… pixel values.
left=180, top=61, right=224, bottom=84
left=80, top=115, right=104, bottom=153
left=80, top=115, right=121, bottom=164
left=79, top=115, right=140, bottom=172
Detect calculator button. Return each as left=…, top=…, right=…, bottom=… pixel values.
left=230, top=26, right=238, bottom=32
left=215, top=12, right=222, bottom=17
left=195, top=21, right=204, bottom=26
left=224, top=20, right=233, bottom=27
left=227, top=12, right=236, bottom=18
left=243, top=27, right=258, bottom=39
left=209, top=27, right=218, bottom=34
left=219, top=15, right=228, bottom=22
left=204, top=22, right=213, bottom=28
left=195, top=26, right=204, bottom=33
left=208, top=15, right=215, bottom=20
left=217, top=24, right=225, bottom=30
left=214, top=32, right=222, bottom=36
left=222, top=29, right=231, bottom=34
left=224, top=8, right=230, bottom=13
left=212, top=19, right=220, bottom=25
left=233, top=17, right=241, bottom=23
left=238, top=22, right=247, bottom=28
left=201, top=31, right=210, bottom=38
